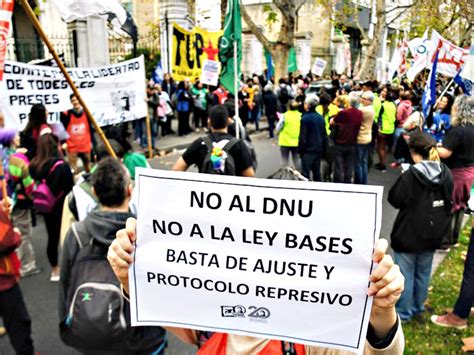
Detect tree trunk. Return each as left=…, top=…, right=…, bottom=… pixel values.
left=221, top=0, right=228, bottom=29
left=357, top=0, right=386, bottom=80
left=272, top=44, right=290, bottom=83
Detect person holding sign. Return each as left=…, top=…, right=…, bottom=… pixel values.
left=108, top=218, right=404, bottom=354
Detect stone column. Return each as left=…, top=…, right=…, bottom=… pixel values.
left=296, top=33, right=313, bottom=75
left=159, top=0, right=189, bottom=74
left=242, top=33, right=263, bottom=77
left=67, top=17, right=110, bottom=67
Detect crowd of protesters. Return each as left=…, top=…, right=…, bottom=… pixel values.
left=0, top=65, right=472, bottom=354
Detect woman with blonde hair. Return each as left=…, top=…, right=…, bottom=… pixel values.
left=437, top=95, right=474, bottom=247
left=388, top=131, right=453, bottom=322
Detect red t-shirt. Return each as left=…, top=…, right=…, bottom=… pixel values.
left=64, top=110, right=91, bottom=153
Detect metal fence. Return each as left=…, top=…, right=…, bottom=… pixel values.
left=7, top=34, right=74, bottom=66
left=8, top=31, right=159, bottom=66
left=109, top=32, right=160, bottom=63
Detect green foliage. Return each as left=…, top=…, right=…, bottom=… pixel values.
left=125, top=47, right=160, bottom=79
left=263, top=4, right=279, bottom=31
left=403, top=219, right=473, bottom=354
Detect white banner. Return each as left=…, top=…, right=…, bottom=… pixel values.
left=200, top=59, right=220, bottom=87
left=130, top=169, right=383, bottom=353
left=0, top=56, right=147, bottom=129
left=430, top=30, right=468, bottom=78
left=311, top=58, right=327, bottom=77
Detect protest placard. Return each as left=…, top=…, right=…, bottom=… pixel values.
left=0, top=56, right=147, bottom=129
left=312, top=58, right=327, bottom=77
left=130, top=169, right=383, bottom=353
left=200, top=60, right=221, bottom=86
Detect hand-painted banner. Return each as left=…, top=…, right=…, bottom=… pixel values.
left=172, top=22, right=222, bottom=82
left=0, top=56, right=147, bottom=129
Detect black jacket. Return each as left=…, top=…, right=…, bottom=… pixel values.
left=60, top=210, right=166, bottom=353
left=388, top=161, right=453, bottom=253
left=298, top=111, right=327, bottom=154
left=30, top=158, right=74, bottom=198
left=262, top=91, right=278, bottom=117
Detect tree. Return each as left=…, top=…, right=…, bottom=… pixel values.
left=356, top=0, right=385, bottom=80
left=320, top=0, right=471, bottom=80
left=221, top=0, right=228, bottom=29
left=404, top=0, right=472, bottom=47
left=240, top=0, right=306, bottom=82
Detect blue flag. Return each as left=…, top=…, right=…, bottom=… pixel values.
left=265, top=50, right=273, bottom=81
left=422, top=49, right=439, bottom=119
left=152, top=61, right=163, bottom=84
left=454, top=69, right=472, bottom=95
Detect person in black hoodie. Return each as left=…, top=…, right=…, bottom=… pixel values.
left=59, top=157, right=166, bottom=354
left=388, top=131, right=453, bottom=322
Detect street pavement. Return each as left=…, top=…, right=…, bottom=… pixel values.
left=0, top=131, right=441, bottom=354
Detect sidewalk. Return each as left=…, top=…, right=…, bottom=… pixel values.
left=137, top=117, right=269, bottom=154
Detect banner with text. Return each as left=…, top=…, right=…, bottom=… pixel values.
left=172, top=23, right=222, bottom=82
left=131, top=169, right=383, bottom=353
left=0, top=56, right=147, bottom=129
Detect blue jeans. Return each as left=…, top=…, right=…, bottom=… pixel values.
left=301, top=152, right=322, bottom=181
left=394, top=251, right=434, bottom=321
left=333, top=144, right=355, bottom=183
left=393, top=127, right=404, bottom=162
left=354, top=144, right=369, bottom=184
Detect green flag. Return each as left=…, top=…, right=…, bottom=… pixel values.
left=219, top=0, right=242, bottom=96
left=265, top=47, right=298, bottom=75
left=288, top=47, right=298, bottom=73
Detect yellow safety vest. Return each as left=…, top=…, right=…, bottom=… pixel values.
left=279, top=109, right=302, bottom=147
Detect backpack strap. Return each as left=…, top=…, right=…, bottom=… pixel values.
left=71, top=222, right=92, bottom=250
left=47, top=160, right=64, bottom=179
left=202, top=136, right=214, bottom=151
left=222, top=138, right=239, bottom=152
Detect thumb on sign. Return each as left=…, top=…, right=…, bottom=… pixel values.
left=108, top=217, right=137, bottom=294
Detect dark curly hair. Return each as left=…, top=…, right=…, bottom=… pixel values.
left=92, top=157, right=129, bottom=207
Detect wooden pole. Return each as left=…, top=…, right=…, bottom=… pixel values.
left=20, top=0, right=117, bottom=159
left=145, top=112, right=153, bottom=158
left=0, top=163, right=10, bottom=215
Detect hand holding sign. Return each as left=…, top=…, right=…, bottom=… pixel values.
left=108, top=220, right=403, bottom=348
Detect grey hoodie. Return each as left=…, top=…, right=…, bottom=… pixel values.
left=413, top=160, right=443, bottom=185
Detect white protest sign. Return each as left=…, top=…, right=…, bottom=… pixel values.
left=131, top=169, right=383, bottom=353
left=200, top=59, right=220, bottom=86
left=0, top=56, right=147, bottom=129
left=312, top=58, right=327, bottom=77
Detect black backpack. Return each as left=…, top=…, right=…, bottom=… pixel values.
left=60, top=223, right=127, bottom=352
left=201, top=136, right=239, bottom=175
left=423, top=185, right=453, bottom=249
left=278, top=86, right=290, bottom=105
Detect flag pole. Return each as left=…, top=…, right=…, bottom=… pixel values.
left=234, top=40, right=241, bottom=140
left=145, top=109, right=153, bottom=159
left=0, top=163, right=9, bottom=216
left=20, top=0, right=116, bottom=159
left=433, top=77, right=455, bottom=110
